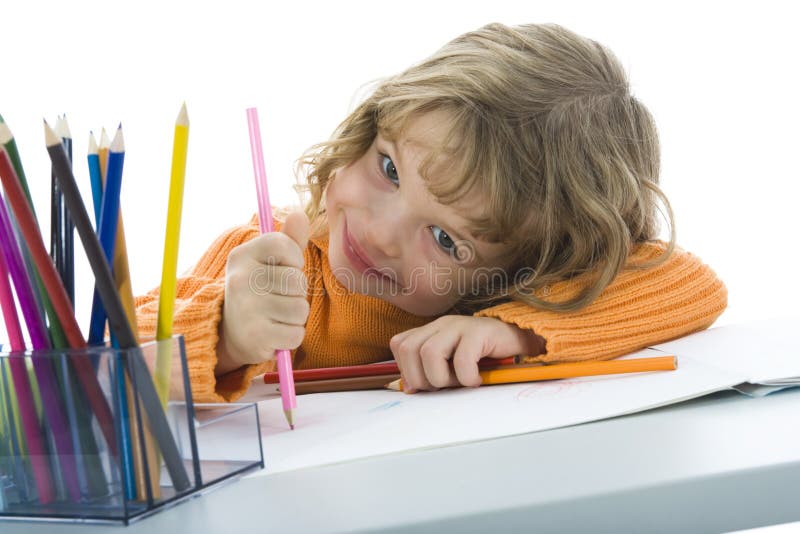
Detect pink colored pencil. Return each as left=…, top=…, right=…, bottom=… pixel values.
left=246, top=107, right=296, bottom=430
left=0, top=242, right=55, bottom=503
left=0, top=148, right=117, bottom=459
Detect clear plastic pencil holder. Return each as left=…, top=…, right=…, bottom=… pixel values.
left=0, top=335, right=263, bottom=524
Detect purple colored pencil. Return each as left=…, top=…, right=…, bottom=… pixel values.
left=0, top=150, right=81, bottom=500
left=0, top=245, right=55, bottom=503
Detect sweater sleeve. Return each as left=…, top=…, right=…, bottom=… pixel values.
left=135, top=215, right=275, bottom=403
left=474, top=242, right=728, bottom=363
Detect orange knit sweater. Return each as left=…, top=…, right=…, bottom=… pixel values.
left=135, top=214, right=727, bottom=403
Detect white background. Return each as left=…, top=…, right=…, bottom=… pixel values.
left=1, top=0, right=798, bottom=340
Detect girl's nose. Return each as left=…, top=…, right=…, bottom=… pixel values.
left=364, top=223, right=403, bottom=260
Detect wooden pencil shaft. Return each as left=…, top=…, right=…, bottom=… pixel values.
left=114, top=216, right=139, bottom=337
left=87, top=132, right=103, bottom=226
left=265, top=362, right=399, bottom=384
left=88, top=135, right=125, bottom=345
left=0, top=137, right=36, bottom=211
left=62, top=189, right=75, bottom=306
left=98, top=138, right=124, bottom=256
left=46, top=140, right=136, bottom=349
left=0, top=176, right=50, bottom=349
left=388, top=356, right=677, bottom=391
left=156, top=109, right=189, bottom=341
left=479, top=356, right=677, bottom=384
left=293, top=374, right=401, bottom=394
left=264, top=356, right=518, bottom=384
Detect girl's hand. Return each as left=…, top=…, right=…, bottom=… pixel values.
left=390, top=316, right=546, bottom=393
left=216, top=211, right=310, bottom=375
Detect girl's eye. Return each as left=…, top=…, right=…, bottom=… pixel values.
left=430, top=226, right=458, bottom=255
left=377, top=153, right=459, bottom=258
left=381, top=155, right=399, bottom=186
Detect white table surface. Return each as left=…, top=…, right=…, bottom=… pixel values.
left=3, top=388, right=800, bottom=533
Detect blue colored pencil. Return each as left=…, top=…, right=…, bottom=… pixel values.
left=88, top=124, right=124, bottom=346
left=87, top=132, right=103, bottom=227
left=85, top=124, right=137, bottom=498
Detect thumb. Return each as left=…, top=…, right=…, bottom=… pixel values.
left=280, top=210, right=310, bottom=252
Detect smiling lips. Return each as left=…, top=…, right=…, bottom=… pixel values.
left=343, top=219, right=395, bottom=284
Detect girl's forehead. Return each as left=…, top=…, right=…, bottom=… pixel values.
left=380, top=111, right=465, bottom=188
left=385, top=109, right=459, bottom=150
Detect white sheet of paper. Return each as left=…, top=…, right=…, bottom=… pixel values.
left=650, top=318, right=799, bottom=383
left=197, top=318, right=798, bottom=475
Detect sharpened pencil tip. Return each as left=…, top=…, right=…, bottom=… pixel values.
left=54, top=115, right=72, bottom=139
left=43, top=120, right=60, bottom=147
left=99, top=128, right=110, bottom=149
left=385, top=378, right=404, bottom=392
left=176, top=102, right=189, bottom=127
left=88, top=131, right=98, bottom=154
left=61, top=117, right=72, bottom=139
left=284, top=409, right=294, bottom=430
left=110, top=124, right=125, bottom=152
left=0, top=122, right=12, bottom=144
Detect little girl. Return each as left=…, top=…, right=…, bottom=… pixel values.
left=135, top=22, right=727, bottom=401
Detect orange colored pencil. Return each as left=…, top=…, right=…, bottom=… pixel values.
left=385, top=355, right=678, bottom=392
left=264, top=356, right=518, bottom=384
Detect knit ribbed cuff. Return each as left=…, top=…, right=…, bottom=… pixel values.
left=476, top=250, right=727, bottom=363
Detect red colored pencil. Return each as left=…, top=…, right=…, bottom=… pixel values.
left=264, top=356, right=518, bottom=384
left=0, top=147, right=118, bottom=456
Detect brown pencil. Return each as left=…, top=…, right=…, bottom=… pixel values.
left=386, top=355, right=678, bottom=392
left=289, top=374, right=402, bottom=395
left=264, top=356, right=518, bottom=384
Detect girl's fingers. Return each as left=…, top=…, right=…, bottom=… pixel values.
left=419, top=329, right=461, bottom=389
left=261, top=293, right=310, bottom=326
left=248, top=264, right=306, bottom=297
left=390, top=328, right=437, bottom=393
left=451, top=333, right=485, bottom=388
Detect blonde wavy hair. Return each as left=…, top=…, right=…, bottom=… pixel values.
left=295, top=22, right=675, bottom=313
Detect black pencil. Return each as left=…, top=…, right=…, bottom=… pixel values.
left=59, top=115, right=75, bottom=304
left=44, top=120, right=191, bottom=492
left=50, top=117, right=64, bottom=300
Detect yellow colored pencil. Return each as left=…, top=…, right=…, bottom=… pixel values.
left=98, top=128, right=110, bottom=182
left=385, top=355, right=677, bottom=392
left=154, top=103, right=189, bottom=407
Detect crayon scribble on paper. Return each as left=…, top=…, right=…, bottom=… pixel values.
left=515, top=380, right=593, bottom=401
left=368, top=400, right=403, bottom=413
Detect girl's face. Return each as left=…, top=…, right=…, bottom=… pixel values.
left=325, top=111, right=510, bottom=317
